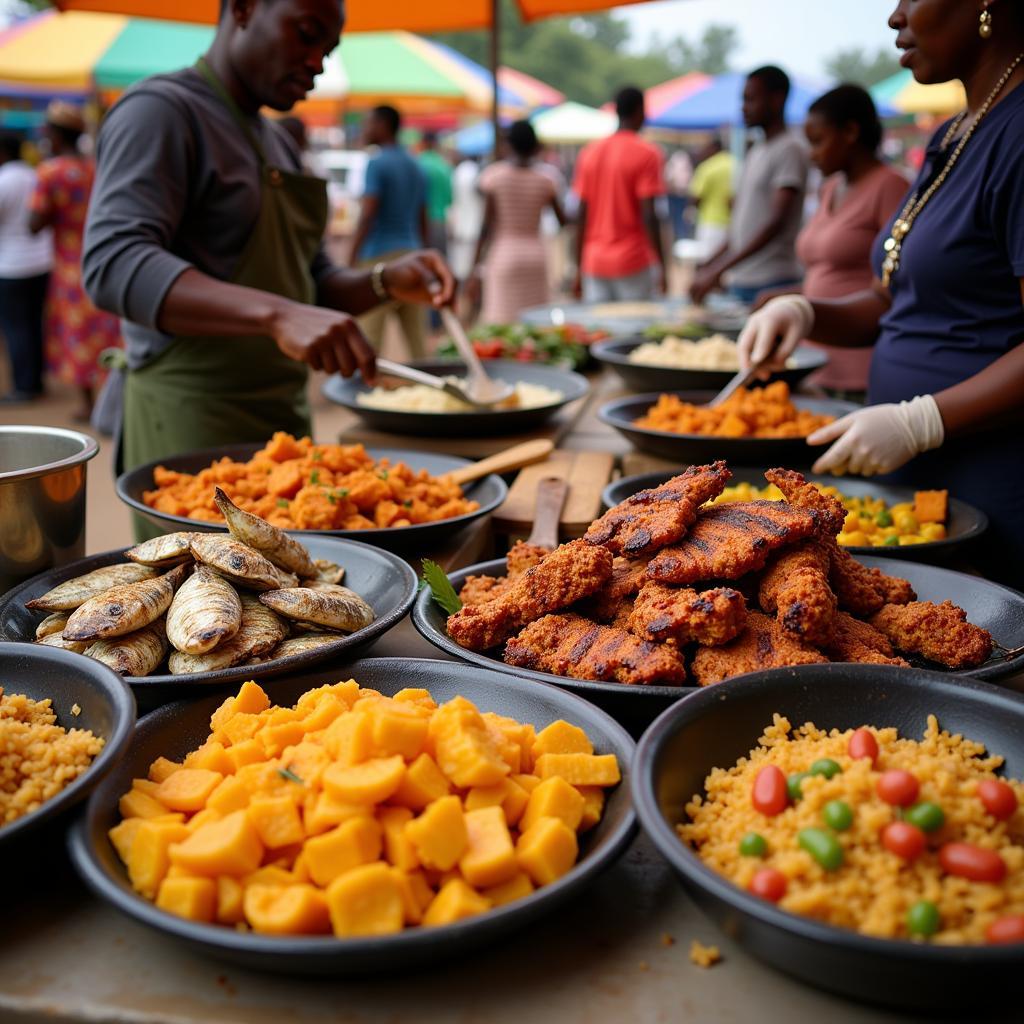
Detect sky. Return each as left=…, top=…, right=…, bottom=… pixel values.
left=616, top=0, right=899, bottom=81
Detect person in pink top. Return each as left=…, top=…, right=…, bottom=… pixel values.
left=572, top=86, right=666, bottom=301
left=759, top=85, right=908, bottom=398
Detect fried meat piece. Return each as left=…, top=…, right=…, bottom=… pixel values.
left=447, top=539, right=613, bottom=651
left=874, top=572, right=916, bottom=605
left=506, top=540, right=552, bottom=576
left=764, top=467, right=847, bottom=537
left=869, top=601, right=992, bottom=669
left=758, top=541, right=837, bottom=647
left=504, top=613, right=687, bottom=686
left=690, top=611, right=828, bottom=686
left=458, top=540, right=554, bottom=608
left=646, top=501, right=817, bottom=584
left=584, top=460, right=731, bottom=557
left=629, top=582, right=747, bottom=646
left=578, top=556, right=651, bottom=623
left=822, top=611, right=908, bottom=667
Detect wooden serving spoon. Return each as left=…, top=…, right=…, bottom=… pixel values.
left=524, top=476, right=570, bottom=551
left=446, top=439, right=554, bottom=487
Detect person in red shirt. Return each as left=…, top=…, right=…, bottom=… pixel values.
left=572, top=86, right=666, bottom=301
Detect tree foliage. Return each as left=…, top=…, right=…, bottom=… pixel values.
left=430, top=2, right=738, bottom=107
left=824, top=47, right=901, bottom=87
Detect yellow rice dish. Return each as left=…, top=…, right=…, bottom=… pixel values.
left=679, top=715, right=1024, bottom=946
left=357, top=380, right=562, bottom=414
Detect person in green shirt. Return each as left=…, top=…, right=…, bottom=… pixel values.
left=689, top=135, right=736, bottom=258
left=418, top=132, right=453, bottom=255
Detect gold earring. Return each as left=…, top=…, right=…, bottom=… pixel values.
left=980, top=8, right=993, bottom=38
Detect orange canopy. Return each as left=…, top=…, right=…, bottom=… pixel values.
left=53, top=0, right=655, bottom=30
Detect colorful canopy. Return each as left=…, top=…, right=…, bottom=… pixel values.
left=871, top=68, right=965, bottom=116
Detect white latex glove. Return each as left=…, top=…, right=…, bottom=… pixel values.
left=808, top=395, right=945, bottom=476
left=737, top=295, right=814, bottom=377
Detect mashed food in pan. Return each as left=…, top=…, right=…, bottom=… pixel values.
left=357, top=380, right=563, bottom=413
left=629, top=334, right=794, bottom=371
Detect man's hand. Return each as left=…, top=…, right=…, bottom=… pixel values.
left=689, top=263, right=722, bottom=304
left=268, top=301, right=376, bottom=379
left=653, top=263, right=667, bottom=296
left=383, top=249, right=456, bottom=307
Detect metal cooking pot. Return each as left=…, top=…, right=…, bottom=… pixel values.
left=0, top=426, right=98, bottom=595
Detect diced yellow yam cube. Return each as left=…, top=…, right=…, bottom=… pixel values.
left=225, top=738, right=264, bottom=771
left=577, top=786, right=605, bottom=831
left=391, top=868, right=425, bottom=925
left=235, top=763, right=298, bottom=802
left=155, top=768, right=223, bottom=812
left=913, top=489, right=947, bottom=523
left=422, top=878, right=491, bottom=928
left=266, top=841, right=303, bottom=871
left=463, top=781, right=507, bottom=812
left=322, top=712, right=373, bottom=765
left=126, top=819, right=190, bottom=898
left=299, top=694, right=345, bottom=733
left=247, top=795, right=305, bottom=849
left=244, top=883, right=330, bottom=935
left=168, top=810, right=264, bottom=877
left=532, top=720, right=593, bottom=758
left=148, top=757, right=183, bottom=784
left=292, top=850, right=311, bottom=883
left=368, top=702, right=429, bottom=760
left=393, top=687, right=437, bottom=710
left=501, top=779, right=530, bottom=826
left=216, top=876, right=245, bottom=924
left=379, top=806, right=419, bottom=872
left=404, top=795, right=467, bottom=871
left=483, top=872, right=534, bottom=908
left=164, top=864, right=191, bottom=879
left=512, top=773, right=541, bottom=794
left=210, top=695, right=237, bottom=736
left=303, top=817, right=382, bottom=887
left=279, top=741, right=330, bottom=789
left=207, top=775, right=251, bottom=816
left=391, top=753, right=450, bottom=811
left=430, top=704, right=509, bottom=788
left=186, top=808, right=222, bottom=832
left=459, top=806, right=517, bottom=888
left=322, top=755, right=405, bottom=805
left=257, top=721, right=306, bottom=758
left=108, top=817, right=145, bottom=862
left=222, top=712, right=262, bottom=746
left=521, top=776, right=585, bottom=832
left=130, top=777, right=162, bottom=798
left=118, top=788, right=169, bottom=820
left=242, top=865, right=297, bottom=888
left=326, top=862, right=404, bottom=937
left=184, top=740, right=234, bottom=776
left=516, top=817, right=578, bottom=886
left=325, top=679, right=361, bottom=707
left=233, top=680, right=271, bottom=715
left=155, top=876, right=216, bottom=923
left=302, top=791, right=372, bottom=837
left=483, top=713, right=535, bottom=773
left=535, top=753, right=620, bottom=787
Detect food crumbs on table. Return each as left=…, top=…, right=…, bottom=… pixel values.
left=638, top=961, right=650, bottom=972
left=71, top=703, right=81, bottom=716
left=660, top=932, right=676, bottom=947
left=689, top=940, right=722, bottom=968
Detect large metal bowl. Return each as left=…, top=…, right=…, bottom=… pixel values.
left=0, top=425, right=99, bottom=594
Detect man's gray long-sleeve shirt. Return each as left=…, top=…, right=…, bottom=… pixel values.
left=83, top=67, right=332, bottom=369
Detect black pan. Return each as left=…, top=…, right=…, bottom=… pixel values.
left=602, top=468, right=988, bottom=564
left=592, top=337, right=827, bottom=393
left=598, top=391, right=859, bottom=466
left=411, top=555, right=1024, bottom=734
left=322, top=359, right=589, bottom=437
left=115, top=444, right=507, bottom=553
left=633, top=664, right=1024, bottom=1011
left=0, top=537, right=417, bottom=709
left=68, top=657, right=636, bottom=976
left=0, top=641, right=135, bottom=859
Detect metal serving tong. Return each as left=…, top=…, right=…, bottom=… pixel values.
left=707, top=360, right=765, bottom=407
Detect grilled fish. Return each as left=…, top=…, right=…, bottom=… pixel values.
left=259, top=587, right=375, bottom=633
left=35, top=633, right=90, bottom=654
left=166, top=566, right=242, bottom=655
left=63, top=563, right=189, bottom=642
left=85, top=622, right=168, bottom=676
left=168, top=593, right=287, bottom=674
left=214, top=488, right=316, bottom=577
left=125, top=532, right=197, bottom=568
left=34, top=612, right=69, bottom=639
left=190, top=534, right=298, bottom=592
left=306, top=559, right=345, bottom=585
left=26, top=563, right=158, bottom=611
left=266, top=634, right=342, bottom=659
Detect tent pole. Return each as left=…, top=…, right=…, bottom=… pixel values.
left=490, top=0, right=500, bottom=160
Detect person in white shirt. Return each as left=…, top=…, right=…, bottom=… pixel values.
left=0, top=132, right=52, bottom=402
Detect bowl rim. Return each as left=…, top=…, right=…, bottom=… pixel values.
left=590, top=337, right=827, bottom=373
left=631, top=663, right=1024, bottom=964
left=68, top=655, right=638, bottom=957
left=114, top=443, right=509, bottom=538
left=0, top=640, right=136, bottom=844
left=0, top=424, right=99, bottom=483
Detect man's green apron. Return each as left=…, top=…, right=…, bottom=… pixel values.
left=122, top=59, right=328, bottom=538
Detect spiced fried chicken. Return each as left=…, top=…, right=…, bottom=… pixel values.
left=822, top=611, right=909, bottom=667
left=504, top=613, right=687, bottom=686
left=578, top=556, right=651, bottom=623
left=869, top=601, right=992, bottom=669
left=764, top=467, right=846, bottom=536
left=758, top=540, right=837, bottom=646
left=458, top=540, right=553, bottom=607
left=447, top=539, right=612, bottom=651
left=629, top=582, right=747, bottom=646
left=646, top=501, right=817, bottom=584
left=584, top=460, right=731, bottom=557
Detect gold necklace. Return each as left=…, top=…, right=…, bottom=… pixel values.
left=881, top=52, right=1024, bottom=287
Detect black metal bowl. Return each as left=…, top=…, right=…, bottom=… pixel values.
left=0, top=537, right=417, bottom=708
left=632, top=664, right=1024, bottom=1011
left=115, top=444, right=507, bottom=553
left=322, top=359, right=590, bottom=437
left=68, top=657, right=637, bottom=976
left=598, top=391, right=859, bottom=466
left=0, top=641, right=135, bottom=856
left=602, top=468, right=989, bottom=564
left=411, top=555, right=1024, bottom=734
left=592, top=337, right=827, bottom=393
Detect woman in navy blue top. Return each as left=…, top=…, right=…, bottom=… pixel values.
left=740, top=0, right=1024, bottom=583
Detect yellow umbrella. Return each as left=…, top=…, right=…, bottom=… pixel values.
left=871, top=69, right=966, bottom=117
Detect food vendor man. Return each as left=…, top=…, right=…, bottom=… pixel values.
left=83, top=0, right=452, bottom=479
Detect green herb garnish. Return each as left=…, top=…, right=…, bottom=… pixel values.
left=420, top=559, right=462, bottom=615
left=327, top=493, right=337, bottom=505
left=312, top=449, right=323, bottom=461
left=403, top=499, right=413, bottom=508
left=310, top=470, right=320, bottom=484
left=337, top=488, right=349, bottom=498
left=276, top=499, right=288, bottom=508
left=277, top=766, right=304, bottom=784
left=378, top=470, right=389, bottom=480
